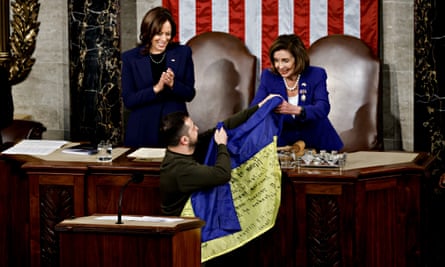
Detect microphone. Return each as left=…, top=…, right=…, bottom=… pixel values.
left=116, top=173, right=144, bottom=224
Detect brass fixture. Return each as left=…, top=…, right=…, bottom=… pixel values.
left=0, top=0, right=40, bottom=85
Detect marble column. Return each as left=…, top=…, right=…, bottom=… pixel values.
left=68, top=0, right=122, bottom=145
left=0, top=0, right=10, bottom=67
left=414, top=0, right=445, bottom=156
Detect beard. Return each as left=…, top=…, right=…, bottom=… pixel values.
left=187, top=134, right=198, bottom=149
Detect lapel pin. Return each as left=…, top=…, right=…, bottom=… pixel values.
left=300, top=84, right=307, bottom=102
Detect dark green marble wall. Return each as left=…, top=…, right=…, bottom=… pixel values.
left=68, top=0, right=123, bottom=145
left=414, top=1, right=445, bottom=266
left=414, top=0, right=445, bottom=174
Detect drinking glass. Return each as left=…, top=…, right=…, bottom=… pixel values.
left=97, top=140, right=112, bottom=162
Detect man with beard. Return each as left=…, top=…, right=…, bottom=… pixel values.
left=159, top=94, right=278, bottom=216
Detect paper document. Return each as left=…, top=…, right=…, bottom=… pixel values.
left=127, top=148, right=166, bottom=160
left=95, top=215, right=183, bottom=223
left=1, top=139, right=68, bottom=156
left=61, top=143, right=98, bottom=155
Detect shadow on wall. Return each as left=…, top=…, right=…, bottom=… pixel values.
left=381, top=63, right=403, bottom=150
left=187, top=59, right=241, bottom=133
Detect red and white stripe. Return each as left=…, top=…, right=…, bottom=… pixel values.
left=163, top=0, right=378, bottom=70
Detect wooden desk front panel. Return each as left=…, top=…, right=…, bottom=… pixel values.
left=290, top=172, right=422, bottom=267
left=58, top=228, right=202, bottom=267
left=357, top=173, right=421, bottom=267
left=87, top=173, right=162, bottom=216
left=27, top=169, right=86, bottom=267
left=292, top=180, right=354, bottom=267
left=0, top=159, right=30, bottom=267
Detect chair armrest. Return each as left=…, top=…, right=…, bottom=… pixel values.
left=1, top=119, right=47, bottom=150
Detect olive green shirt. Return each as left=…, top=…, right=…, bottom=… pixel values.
left=160, top=105, right=259, bottom=216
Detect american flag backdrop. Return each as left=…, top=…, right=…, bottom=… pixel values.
left=162, top=0, right=379, bottom=70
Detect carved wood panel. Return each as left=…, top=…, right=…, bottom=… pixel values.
left=307, top=195, right=342, bottom=267
left=39, top=185, right=75, bottom=267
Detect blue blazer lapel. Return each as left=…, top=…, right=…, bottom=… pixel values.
left=165, top=50, right=176, bottom=70
left=298, top=71, right=312, bottom=107
left=134, top=53, right=153, bottom=85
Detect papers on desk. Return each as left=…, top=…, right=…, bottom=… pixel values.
left=95, top=215, right=183, bottom=223
left=127, top=148, right=166, bottom=161
left=61, top=143, right=98, bottom=155
left=1, top=139, right=68, bottom=156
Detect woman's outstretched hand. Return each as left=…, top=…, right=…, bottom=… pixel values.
left=258, top=94, right=282, bottom=107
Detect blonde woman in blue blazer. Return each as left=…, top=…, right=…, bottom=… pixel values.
left=122, top=7, right=195, bottom=148
left=250, top=34, right=343, bottom=151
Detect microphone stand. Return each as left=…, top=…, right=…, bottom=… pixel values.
left=116, top=173, right=144, bottom=224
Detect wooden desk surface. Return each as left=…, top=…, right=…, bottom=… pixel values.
left=6, top=148, right=432, bottom=174
left=286, top=151, right=433, bottom=180
left=55, top=214, right=205, bottom=235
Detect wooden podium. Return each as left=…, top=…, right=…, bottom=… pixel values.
left=55, top=215, right=205, bottom=267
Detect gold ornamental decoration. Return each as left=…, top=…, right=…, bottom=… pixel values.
left=9, top=0, right=40, bottom=85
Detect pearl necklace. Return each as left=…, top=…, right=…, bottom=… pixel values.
left=149, top=52, right=166, bottom=64
left=283, top=74, right=300, bottom=91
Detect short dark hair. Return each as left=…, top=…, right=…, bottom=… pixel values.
left=268, top=34, right=309, bottom=75
left=139, top=6, right=177, bottom=55
left=160, top=111, right=189, bottom=146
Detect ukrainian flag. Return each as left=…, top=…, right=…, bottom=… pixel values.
left=181, top=97, right=283, bottom=262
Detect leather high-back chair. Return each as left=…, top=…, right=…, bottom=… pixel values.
left=0, top=119, right=47, bottom=151
left=308, top=34, right=381, bottom=152
left=186, top=31, right=256, bottom=133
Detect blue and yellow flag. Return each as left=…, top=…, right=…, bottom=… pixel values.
left=181, top=97, right=283, bottom=262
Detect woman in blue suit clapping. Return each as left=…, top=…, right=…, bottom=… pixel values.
left=122, top=7, right=196, bottom=148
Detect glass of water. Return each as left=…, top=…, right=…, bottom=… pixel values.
left=97, top=140, right=112, bottom=162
